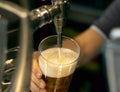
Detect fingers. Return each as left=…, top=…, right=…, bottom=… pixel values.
left=30, top=51, right=47, bottom=92
left=31, top=80, right=47, bottom=92
left=31, top=72, right=46, bottom=89
left=39, top=89, right=47, bottom=92
left=31, top=73, right=47, bottom=92
left=30, top=80, right=40, bottom=92
left=32, top=52, right=42, bottom=79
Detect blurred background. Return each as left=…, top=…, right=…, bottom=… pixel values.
left=5, top=0, right=114, bottom=92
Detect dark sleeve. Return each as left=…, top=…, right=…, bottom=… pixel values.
left=93, top=0, right=120, bottom=38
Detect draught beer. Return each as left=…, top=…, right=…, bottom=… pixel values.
left=38, top=35, right=80, bottom=92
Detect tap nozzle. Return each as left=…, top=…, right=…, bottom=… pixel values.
left=52, top=0, right=69, bottom=33
left=30, top=5, right=60, bottom=30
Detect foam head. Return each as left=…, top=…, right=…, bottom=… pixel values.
left=39, top=48, right=79, bottom=78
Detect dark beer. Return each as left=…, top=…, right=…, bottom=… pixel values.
left=42, top=74, right=73, bottom=92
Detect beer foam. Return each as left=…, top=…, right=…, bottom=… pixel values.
left=39, top=48, right=79, bottom=78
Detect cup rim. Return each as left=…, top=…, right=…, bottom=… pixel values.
left=38, top=35, right=80, bottom=65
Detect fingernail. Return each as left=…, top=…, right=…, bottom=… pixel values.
left=36, top=73, right=41, bottom=79
left=39, top=79, right=46, bottom=88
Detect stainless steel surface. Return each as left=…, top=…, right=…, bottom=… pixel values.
left=2, top=47, right=19, bottom=92
left=52, top=0, right=69, bottom=48
left=104, top=28, right=120, bottom=92
left=0, top=1, right=32, bottom=92
left=104, top=41, right=120, bottom=92
left=30, top=5, right=60, bottom=29
left=52, top=0, right=69, bottom=33
left=0, top=17, right=7, bottom=92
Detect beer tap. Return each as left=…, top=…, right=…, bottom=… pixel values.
left=0, top=0, right=69, bottom=91
left=30, top=0, right=69, bottom=31
left=52, top=0, right=69, bottom=47
left=30, top=0, right=69, bottom=47
left=52, top=0, right=68, bottom=34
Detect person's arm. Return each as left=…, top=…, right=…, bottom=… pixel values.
left=93, top=0, right=120, bottom=37
left=76, top=0, right=120, bottom=67
left=75, top=27, right=106, bottom=67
